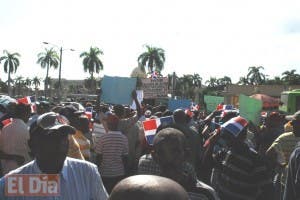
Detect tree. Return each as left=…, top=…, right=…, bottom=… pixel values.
left=25, top=77, right=32, bottom=95
left=32, top=76, right=41, bottom=99
left=80, top=47, right=104, bottom=80
left=191, top=73, right=202, bottom=87
left=138, top=45, right=165, bottom=74
left=281, top=69, right=300, bottom=85
left=80, top=47, right=104, bottom=93
left=14, top=76, right=24, bottom=96
left=0, top=50, right=21, bottom=96
left=237, top=76, right=249, bottom=85
left=247, top=66, right=266, bottom=85
left=37, top=48, right=59, bottom=97
left=205, top=77, right=218, bottom=88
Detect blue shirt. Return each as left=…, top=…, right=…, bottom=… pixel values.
left=0, top=157, right=108, bottom=200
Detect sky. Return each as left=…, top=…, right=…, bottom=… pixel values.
left=1, top=0, right=300, bottom=85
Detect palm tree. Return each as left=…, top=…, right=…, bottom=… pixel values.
left=281, top=69, right=300, bottom=85
left=32, top=76, right=41, bottom=99
left=14, top=76, right=24, bottom=96
left=80, top=47, right=104, bottom=80
left=191, top=73, right=202, bottom=87
left=138, top=45, right=165, bottom=74
left=237, top=76, right=249, bottom=85
left=25, top=77, right=32, bottom=95
left=0, top=50, right=21, bottom=96
left=205, top=77, right=218, bottom=88
left=37, top=48, right=59, bottom=97
left=247, top=66, right=266, bottom=85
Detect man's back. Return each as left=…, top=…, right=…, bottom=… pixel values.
left=213, top=143, right=272, bottom=200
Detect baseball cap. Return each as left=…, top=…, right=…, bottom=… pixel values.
left=30, top=112, right=76, bottom=137
left=285, top=110, right=300, bottom=121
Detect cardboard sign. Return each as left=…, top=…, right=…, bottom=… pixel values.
left=101, top=75, right=137, bottom=105
left=140, top=77, right=169, bottom=99
left=239, top=94, right=262, bottom=126
left=204, top=95, right=224, bottom=112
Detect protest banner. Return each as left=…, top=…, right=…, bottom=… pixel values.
left=101, top=75, right=137, bottom=105
left=239, top=94, right=262, bottom=126
left=140, top=77, right=168, bottom=99
left=168, top=99, right=191, bottom=111
left=204, top=95, right=224, bottom=112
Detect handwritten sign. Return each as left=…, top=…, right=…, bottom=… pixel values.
left=140, top=77, right=169, bottom=99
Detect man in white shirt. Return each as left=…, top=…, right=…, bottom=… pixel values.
left=0, top=112, right=108, bottom=200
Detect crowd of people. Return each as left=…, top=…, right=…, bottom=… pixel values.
left=0, top=90, right=299, bottom=200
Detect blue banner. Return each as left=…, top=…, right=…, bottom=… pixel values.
left=101, top=75, right=137, bottom=105
left=168, top=99, right=191, bottom=111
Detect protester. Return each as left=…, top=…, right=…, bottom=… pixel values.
left=152, top=127, right=219, bottom=200
left=114, top=90, right=142, bottom=175
left=283, top=146, right=300, bottom=200
left=171, top=109, right=204, bottom=178
left=0, top=112, right=108, bottom=199
left=203, top=116, right=273, bottom=200
left=266, top=110, right=300, bottom=190
left=0, top=103, right=32, bottom=175
left=95, top=114, right=129, bottom=194
left=73, top=115, right=91, bottom=160
left=109, top=175, right=189, bottom=200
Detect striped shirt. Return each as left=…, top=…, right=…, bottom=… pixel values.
left=95, top=131, right=128, bottom=177
left=73, top=130, right=91, bottom=160
left=213, top=143, right=272, bottom=200
left=0, top=157, right=108, bottom=200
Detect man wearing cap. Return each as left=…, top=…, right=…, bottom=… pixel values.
left=203, top=116, right=272, bottom=200
left=0, top=112, right=108, bottom=199
left=266, top=110, right=300, bottom=189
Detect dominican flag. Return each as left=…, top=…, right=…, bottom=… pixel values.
left=85, top=107, right=93, bottom=119
left=190, top=102, right=200, bottom=111
left=17, top=96, right=36, bottom=113
left=142, top=116, right=173, bottom=145
left=2, top=118, right=12, bottom=127
left=17, top=96, right=35, bottom=105
left=150, top=71, right=158, bottom=80
left=221, top=116, right=248, bottom=137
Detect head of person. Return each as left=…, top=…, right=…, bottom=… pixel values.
left=36, top=101, right=51, bottom=115
left=15, top=103, right=31, bottom=123
left=173, top=109, right=186, bottom=124
left=59, top=105, right=83, bottom=127
left=113, top=104, right=125, bottom=118
left=106, top=114, right=119, bottom=131
left=220, top=116, right=248, bottom=147
left=78, top=115, right=90, bottom=134
left=109, top=175, right=189, bottom=200
left=28, top=112, right=76, bottom=174
left=265, top=111, right=283, bottom=127
left=152, top=128, right=187, bottom=177
left=286, top=110, right=300, bottom=137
